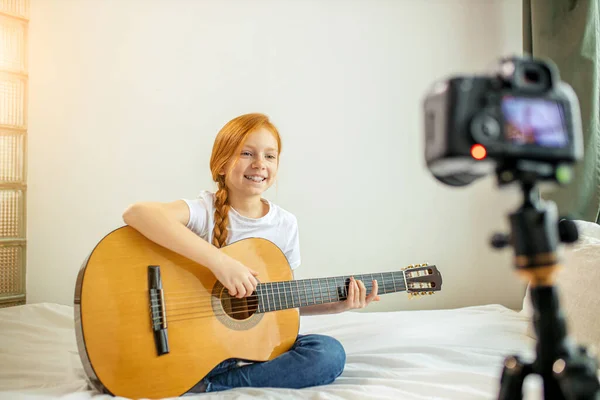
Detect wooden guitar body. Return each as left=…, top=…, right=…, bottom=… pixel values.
left=74, top=225, right=299, bottom=399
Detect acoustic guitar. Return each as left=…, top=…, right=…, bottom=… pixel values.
left=74, top=225, right=443, bottom=399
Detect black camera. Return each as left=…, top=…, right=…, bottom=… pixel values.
left=423, top=55, right=583, bottom=187
left=421, top=56, right=600, bottom=399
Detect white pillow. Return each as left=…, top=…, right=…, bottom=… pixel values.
left=521, top=220, right=600, bottom=355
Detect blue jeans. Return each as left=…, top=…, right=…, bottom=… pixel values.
left=190, top=334, right=346, bottom=392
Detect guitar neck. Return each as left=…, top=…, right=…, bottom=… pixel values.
left=255, top=272, right=407, bottom=313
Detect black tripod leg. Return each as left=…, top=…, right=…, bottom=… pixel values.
left=552, top=349, right=600, bottom=400
left=498, top=355, right=531, bottom=400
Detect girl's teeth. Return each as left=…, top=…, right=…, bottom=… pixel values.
left=245, top=176, right=265, bottom=182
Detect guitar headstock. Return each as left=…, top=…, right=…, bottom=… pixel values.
left=402, top=263, right=443, bottom=299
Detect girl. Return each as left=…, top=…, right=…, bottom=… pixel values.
left=122, top=113, right=380, bottom=393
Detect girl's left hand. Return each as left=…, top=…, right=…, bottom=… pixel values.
left=338, top=277, right=381, bottom=312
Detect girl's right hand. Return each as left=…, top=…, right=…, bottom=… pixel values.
left=210, top=255, right=259, bottom=298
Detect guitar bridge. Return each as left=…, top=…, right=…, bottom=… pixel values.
left=148, top=265, right=170, bottom=356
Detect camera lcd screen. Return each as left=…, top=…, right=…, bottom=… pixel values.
left=501, top=96, right=569, bottom=148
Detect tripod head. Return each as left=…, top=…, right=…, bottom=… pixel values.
left=489, top=159, right=579, bottom=258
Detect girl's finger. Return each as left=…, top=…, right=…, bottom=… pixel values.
left=347, top=277, right=355, bottom=306
left=351, top=278, right=359, bottom=306
left=357, top=279, right=366, bottom=307
left=366, top=280, right=379, bottom=303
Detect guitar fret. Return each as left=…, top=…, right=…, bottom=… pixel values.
left=272, top=283, right=278, bottom=311
left=332, top=277, right=338, bottom=302
left=397, top=271, right=406, bottom=290
left=331, top=277, right=337, bottom=302
left=283, top=281, right=289, bottom=309
left=316, top=279, right=321, bottom=304
left=278, top=282, right=283, bottom=310
left=270, top=283, right=277, bottom=311
left=276, top=283, right=282, bottom=310
left=315, top=279, right=320, bottom=304
left=317, top=279, right=323, bottom=304
left=262, top=285, right=269, bottom=313
left=257, top=289, right=262, bottom=313
left=302, top=280, right=309, bottom=306
left=263, top=284, right=269, bottom=312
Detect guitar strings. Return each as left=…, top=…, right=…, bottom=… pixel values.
left=160, top=294, right=340, bottom=315
left=160, top=280, right=405, bottom=300
left=160, top=276, right=405, bottom=297
left=158, top=282, right=406, bottom=311
left=151, top=303, right=337, bottom=323
left=159, top=286, right=407, bottom=323
left=147, top=283, right=409, bottom=322
left=157, top=295, right=344, bottom=316
left=159, top=287, right=405, bottom=306
left=160, top=284, right=405, bottom=311
left=152, top=286, right=413, bottom=323
left=151, top=299, right=312, bottom=321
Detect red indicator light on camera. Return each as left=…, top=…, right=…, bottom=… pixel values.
left=471, top=144, right=487, bottom=160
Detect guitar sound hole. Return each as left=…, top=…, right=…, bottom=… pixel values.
left=220, top=292, right=259, bottom=320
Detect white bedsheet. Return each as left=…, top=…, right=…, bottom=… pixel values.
left=0, top=302, right=543, bottom=400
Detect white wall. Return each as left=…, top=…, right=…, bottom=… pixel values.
left=26, top=0, right=527, bottom=311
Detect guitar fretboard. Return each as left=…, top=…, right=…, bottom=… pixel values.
left=254, top=272, right=406, bottom=313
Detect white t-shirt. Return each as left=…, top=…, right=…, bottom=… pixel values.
left=182, top=191, right=301, bottom=270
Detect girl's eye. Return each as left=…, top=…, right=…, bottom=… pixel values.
left=266, top=154, right=276, bottom=159
left=241, top=151, right=252, bottom=156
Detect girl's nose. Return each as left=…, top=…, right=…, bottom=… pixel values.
left=253, top=158, right=265, bottom=168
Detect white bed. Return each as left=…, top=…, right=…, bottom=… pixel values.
left=1, top=219, right=598, bottom=400
left=0, top=302, right=540, bottom=400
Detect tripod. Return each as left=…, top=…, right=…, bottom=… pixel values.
left=492, top=180, right=600, bottom=399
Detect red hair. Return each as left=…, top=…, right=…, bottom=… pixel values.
left=209, top=113, right=281, bottom=248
